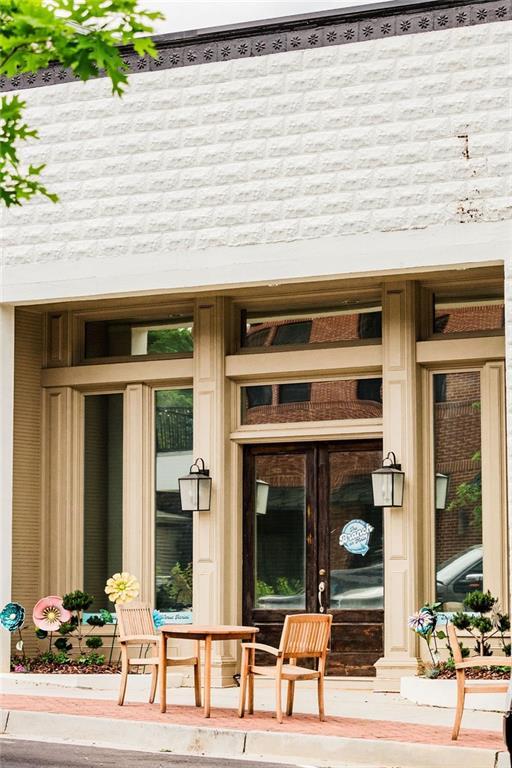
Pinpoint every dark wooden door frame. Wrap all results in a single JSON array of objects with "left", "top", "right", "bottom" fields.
[{"left": 242, "top": 439, "right": 384, "bottom": 676}]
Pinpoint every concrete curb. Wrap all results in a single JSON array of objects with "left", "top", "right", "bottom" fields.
[{"left": 0, "top": 708, "right": 508, "bottom": 768}]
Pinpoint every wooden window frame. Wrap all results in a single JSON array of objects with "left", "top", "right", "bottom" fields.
[{"left": 421, "top": 359, "right": 507, "bottom": 612}]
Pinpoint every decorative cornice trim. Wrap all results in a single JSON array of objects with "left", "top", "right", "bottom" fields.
[{"left": 1, "top": 0, "right": 510, "bottom": 92}]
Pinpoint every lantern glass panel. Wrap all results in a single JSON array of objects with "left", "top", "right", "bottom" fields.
[
  {"left": 372, "top": 471, "right": 392, "bottom": 507},
  {"left": 393, "top": 471, "right": 404, "bottom": 507},
  {"left": 256, "top": 480, "right": 270, "bottom": 515},
  {"left": 435, "top": 473, "right": 449, "bottom": 510},
  {"left": 179, "top": 477, "right": 198, "bottom": 511},
  {"left": 198, "top": 475, "right": 212, "bottom": 511}
]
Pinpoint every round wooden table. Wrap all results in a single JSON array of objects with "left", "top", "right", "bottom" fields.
[{"left": 159, "top": 624, "right": 259, "bottom": 717}]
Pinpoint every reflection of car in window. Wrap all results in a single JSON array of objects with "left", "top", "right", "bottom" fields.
[
  {"left": 435, "top": 544, "right": 483, "bottom": 603},
  {"left": 331, "top": 545, "right": 482, "bottom": 610},
  {"left": 257, "top": 545, "right": 483, "bottom": 611}
]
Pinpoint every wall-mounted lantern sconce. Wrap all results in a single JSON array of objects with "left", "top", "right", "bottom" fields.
[
  {"left": 371, "top": 451, "right": 404, "bottom": 507},
  {"left": 256, "top": 479, "right": 270, "bottom": 515},
  {"left": 179, "top": 458, "right": 212, "bottom": 511},
  {"left": 435, "top": 472, "right": 449, "bottom": 510}
]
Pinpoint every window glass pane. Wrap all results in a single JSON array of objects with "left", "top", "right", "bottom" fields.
[
  {"left": 243, "top": 328, "right": 270, "bottom": 348},
  {"left": 84, "top": 394, "right": 123, "bottom": 612},
  {"left": 246, "top": 385, "right": 272, "bottom": 408},
  {"left": 243, "top": 305, "right": 382, "bottom": 349},
  {"left": 242, "top": 378, "right": 382, "bottom": 424},
  {"left": 273, "top": 321, "right": 312, "bottom": 346},
  {"left": 328, "top": 449, "right": 383, "bottom": 610},
  {"left": 434, "top": 372, "right": 482, "bottom": 608},
  {"left": 254, "top": 454, "right": 306, "bottom": 610},
  {"left": 155, "top": 389, "right": 194, "bottom": 616},
  {"left": 278, "top": 383, "right": 311, "bottom": 404},
  {"left": 433, "top": 296, "right": 504, "bottom": 335},
  {"left": 84, "top": 316, "right": 193, "bottom": 360}
]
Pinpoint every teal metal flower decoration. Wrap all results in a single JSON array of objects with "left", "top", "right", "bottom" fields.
[
  {"left": 408, "top": 608, "right": 436, "bottom": 636},
  {"left": 153, "top": 609, "right": 165, "bottom": 629},
  {"left": 0, "top": 602, "right": 25, "bottom": 632}
]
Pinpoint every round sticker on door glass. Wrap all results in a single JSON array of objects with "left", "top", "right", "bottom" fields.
[{"left": 339, "top": 519, "right": 374, "bottom": 556}]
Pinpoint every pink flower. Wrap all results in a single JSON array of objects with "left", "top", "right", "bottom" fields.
[
  {"left": 33, "top": 596, "right": 71, "bottom": 632},
  {"left": 14, "top": 664, "right": 26, "bottom": 673}
]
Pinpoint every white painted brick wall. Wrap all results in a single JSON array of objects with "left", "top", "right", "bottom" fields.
[{"left": 1, "top": 22, "right": 510, "bottom": 271}]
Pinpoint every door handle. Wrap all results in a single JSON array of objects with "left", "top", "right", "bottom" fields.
[{"left": 318, "top": 580, "right": 326, "bottom": 613}]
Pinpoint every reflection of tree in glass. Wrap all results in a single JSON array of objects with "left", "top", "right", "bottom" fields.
[
  {"left": 156, "top": 389, "right": 193, "bottom": 409},
  {"left": 147, "top": 328, "right": 193, "bottom": 355},
  {"left": 157, "top": 562, "right": 193, "bottom": 611},
  {"left": 256, "top": 576, "right": 302, "bottom": 600},
  {"left": 447, "top": 402, "right": 482, "bottom": 526}
]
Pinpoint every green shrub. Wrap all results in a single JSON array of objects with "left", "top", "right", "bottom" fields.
[
  {"left": 62, "top": 590, "right": 94, "bottom": 613},
  {"left": 463, "top": 590, "right": 496, "bottom": 614},
  {"left": 86, "top": 636, "right": 103, "bottom": 649}
]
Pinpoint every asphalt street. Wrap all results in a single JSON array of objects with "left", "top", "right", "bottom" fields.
[{"left": 0, "top": 739, "right": 315, "bottom": 768}]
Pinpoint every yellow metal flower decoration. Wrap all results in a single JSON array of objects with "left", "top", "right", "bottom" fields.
[{"left": 104, "top": 572, "right": 140, "bottom": 605}]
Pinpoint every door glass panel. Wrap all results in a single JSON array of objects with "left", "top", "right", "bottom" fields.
[
  {"left": 328, "top": 449, "right": 383, "bottom": 610},
  {"left": 155, "top": 388, "right": 193, "bottom": 616},
  {"left": 83, "top": 394, "right": 123, "bottom": 611},
  {"left": 254, "top": 453, "right": 306, "bottom": 610},
  {"left": 434, "top": 371, "right": 482, "bottom": 608}
]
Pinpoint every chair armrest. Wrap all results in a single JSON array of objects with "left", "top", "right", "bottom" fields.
[
  {"left": 120, "top": 635, "right": 158, "bottom": 644},
  {"left": 455, "top": 657, "right": 512, "bottom": 670},
  {"left": 242, "top": 642, "right": 282, "bottom": 657}
]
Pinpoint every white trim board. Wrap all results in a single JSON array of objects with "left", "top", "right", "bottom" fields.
[{"left": 1, "top": 220, "right": 509, "bottom": 305}]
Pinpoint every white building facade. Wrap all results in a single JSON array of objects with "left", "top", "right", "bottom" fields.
[{"left": 1, "top": 0, "right": 511, "bottom": 690}]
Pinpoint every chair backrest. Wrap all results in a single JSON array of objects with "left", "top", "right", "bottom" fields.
[
  {"left": 115, "top": 601, "right": 155, "bottom": 640},
  {"left": 447, "top": 622, "right": 463, "bottom": 664},
  {"left": 279, "top": 614, "right": 333, "bottom": 659}
]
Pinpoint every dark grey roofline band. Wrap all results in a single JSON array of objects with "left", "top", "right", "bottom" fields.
[{"left": 1, "top": 0, "right": 510, "bottom": 92}]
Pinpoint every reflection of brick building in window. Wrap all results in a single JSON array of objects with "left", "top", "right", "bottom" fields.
[
  {"left": 434, "top": 302, "right": 503, "bottom": 334},
  {"left": 244, "top": 379, "right": 383, "bottom": 424},
  {"left": 245, "top": 310, "right": 382, "bottom": 348},
  {"left": 434, "top": 371, "right": 481, "bottom": 567}
]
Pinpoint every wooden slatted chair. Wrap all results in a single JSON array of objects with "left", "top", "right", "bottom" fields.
[
  {"left": 238, "top": 613, "right": 333, "bottom": 723},
  {"left": 115, "top": 602, "right": 201, "bottom": 707},
  {"left": 447, "top": 622, "right": 511, "bottom": 740}
]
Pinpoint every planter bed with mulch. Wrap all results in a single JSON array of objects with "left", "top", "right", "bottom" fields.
[{"left": 12, "top": 660, "right": 121, "bottom": 674}]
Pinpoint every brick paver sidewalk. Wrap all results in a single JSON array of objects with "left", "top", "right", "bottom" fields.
[{"left": 0, "top": 693, "right": 504, "bottom": 751}]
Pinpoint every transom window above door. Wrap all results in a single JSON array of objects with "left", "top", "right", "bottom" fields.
[{"left": 241, "top": 378, "right": 383, "bottom": 425}]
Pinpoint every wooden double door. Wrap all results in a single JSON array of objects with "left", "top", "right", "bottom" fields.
[{"left": 243, "top": 441, "right": 384, "bottom": 676}]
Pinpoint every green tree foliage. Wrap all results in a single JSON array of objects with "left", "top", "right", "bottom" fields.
[
  {"left": 0, "top": 0, "right": 162, "bottom": 207},
  {"left": 147, "top": 327, "right": 194, "bottom": 355},
  {"left": 156, "top": 388, "right": 193, "bottom": 409},
  {"left": 157, "top": 562, "right": 193, "bottom": 611}
]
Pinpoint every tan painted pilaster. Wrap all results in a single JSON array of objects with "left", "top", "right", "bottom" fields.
[
  {"left": 123, "top": 383, "right": 153, "bottom": 602},
  {"left": 41, "top": 387, "right": 83, "bottom": 595},
  {"left": 193, "top": 298, "right": 236, "bottom": 685},
  {"left": 374, "top": 282, "right": 420, "bottom": 691},
  {"left": 0, "top": 305, "right": 15, "bottom": 672},
  {"left": 481, "top": 361, "right": 508, "bottom": 609}
]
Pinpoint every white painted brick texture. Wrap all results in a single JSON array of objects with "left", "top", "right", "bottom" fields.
[{"left": 1, "top": 22, "right": 511, "bottom": 268}]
